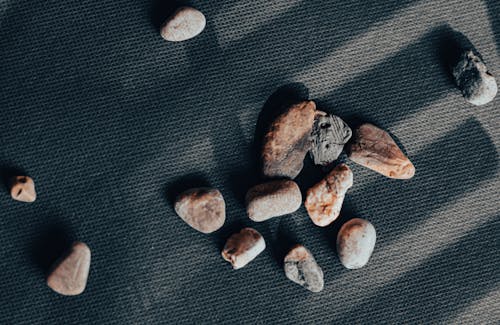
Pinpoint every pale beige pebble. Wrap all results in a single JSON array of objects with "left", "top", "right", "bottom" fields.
[
  {"left": 222, "top": 228, "right": 265, "bottom": 269},
  {"left": 348, "top": 123, "right": 415, "bottom": 179},
  {"left": 174, "top": 188, "right": 225, "bottom": 234},
  {"left": 245, "top": 180, "right": 301, "bottom": 222},
  {"left": 305, "top": 164, "right": 353, "bottom": 227},
  {"left": 10, "top": 176, "right": 37, "bottom": 203},
  {"left": 160, "top": 7, "right": 206, "bottom": 42},
  {"left": 47, "top": 242, "right": 91, "bottom": 296},
  {"left": 284, "top": 244, "right": 324, "bottom": 292},
  {"left": 337, "top": 218, "right": 376, "bottom": 269}
]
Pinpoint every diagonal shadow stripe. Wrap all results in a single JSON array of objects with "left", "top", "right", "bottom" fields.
[{"left": 334, "top": 216, "right": 500, "bottom": 323}]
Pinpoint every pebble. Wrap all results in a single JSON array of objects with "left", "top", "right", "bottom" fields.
[
  {"left": 47, "top": 242, "right": 91, "bottom": 296},
  {"left": 160, "top": 7, "right": 206, "bottom": 42},
  {"left": 284, "top": 245, "right": 324, "bottom": 292},
  {"left": 174, "top": 188, "right": 225, "bottom": 234},
  {"left": 337, "top": 218, "right": 376, "bottom": 269},
  {"left": 305, "top": 164, "right": 353, "bottom": 227},
  {"left": 262, "top": 100, "right": 317, "bottom": 179},
  {"left": 310, "top": 113, "right": 352, "bottom": 166},
  {"left": 222, "top": 228, "right": 265, "bottom": 269},
  {"left": 10, "top": 176, "right": 36, "bottom": 203},
  {"left": 245, "top": 180, "right": 301, "bottom": 222},
  {"left": 348, "top": 123, "right": 415, "bottom": 179},
  {"left": 452, "top": 50, "right": 497, "bottom": 106}
]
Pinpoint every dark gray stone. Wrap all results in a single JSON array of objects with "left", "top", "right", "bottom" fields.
[
  {"left": 309, "top": 113, "right": 352, "bottom": 166},
  {"left": 284, "top": 245, "right": 324, "bottom": 292}
]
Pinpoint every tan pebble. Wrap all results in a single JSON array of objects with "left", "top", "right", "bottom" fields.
[
  {"left": 337, "top": 218, "right": 376, "bottom": 269},
  {"left": 305, "top": 164, "right": 353, "bottom": 227},
  {"left": 10, "top": 176, "right": 37, "bottom": 203},
  {"left": 284, "top": 245, "right": 324, "bottom": 292},
  {"left": 348, "top": 123, "right": 415, "bottom": 179},
  {"left": 160, "top": 7, "right": 206, "bottom": 42},
  {"left": 47, "top": 242, "right": 91, "bottom": 296},
  {"left": 222, "top": 228, "right": 265, "bottom": 269}
]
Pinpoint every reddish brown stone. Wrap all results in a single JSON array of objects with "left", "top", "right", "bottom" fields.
[
  {"left": 222, "top": 228, "right": 265, "bottom": 269},
  {"left": 348, "top": 123, "right": 415, "bottom": 179},
  {"left": 10, "top": 176, "right": 36, "bottom": 203},
  {"left": 305, "top": 164, "right": 353, "bottom": 227}
]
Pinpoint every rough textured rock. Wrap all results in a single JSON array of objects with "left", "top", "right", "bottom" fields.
[
  {"left": 337, "top": 218, "right": 376, "bottom": 269},
  {"left": 174, "top": 188, "right": 225, "bottom": 234},
  {"left": 284, "top": 245, "right": 324, "bottom": 292},
  {"left": 452, "top": 50, "right": 497, "bottom": 106},
  {"left": 310, "top": 114, "right": 352, "bottom": 166},
  {"left": 47, "top": 242, "right": 91, "bottom": 296},
  {"left": 348, "top": 123, "right": 415, "bottom": 179},
  {"left": 262, "top": 100, "right": 317, "bottom": 179},
  {"left": 10, "top": 176, "right": 36, "bottom": 203},
  {"left": 305, "top": 164, "right": 353, "bottom": 227},
  {"left": 222, "top": 228, "right": 265, "bottom": 269},
  {"left": 245, "top": 180, "right": 301, "bottom": 222},
  {"left": 160, "top": 7, "right": 206, "bottom": 42}
]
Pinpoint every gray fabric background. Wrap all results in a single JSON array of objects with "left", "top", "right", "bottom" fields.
[{"left": 0, "top": 0, "right": 499, "bottom": 323}]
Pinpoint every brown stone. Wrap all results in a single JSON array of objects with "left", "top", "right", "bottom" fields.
[
  {"left": 284, "top": 245, "right": 324, "bottom": 292},
  {"left": 305, "top": 164, "right": 353, "bottom": 227},
  {"left": 47, "top": 242, "right": 91, "bottom": 296},
  {"left": 160, "top": 7, "right": 206, "bottom": 42},
  {"left": 261, "top": 100, "right": 317, "bottom": 179},
  {"left": 222, "top": 228, "right": 265, "bottom": 269},
  {"left": 10, "top": 176, "right": 36, "bottom": 203},
  {"left": 174, "top": 188, "right": 225, "bottom": 234},
  {"left": 348, "top": 123, "right": 415, "bottom": 179},
  {"left": 245, "top": 180, "right": 301, "bottom": 222}
]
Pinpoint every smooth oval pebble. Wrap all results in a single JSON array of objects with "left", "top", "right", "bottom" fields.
[
  {"left": 309, "top": 113, "right": 352, "bottom": 166},
  {"left": 160, "top": 7, "right": 206, "bottom": 42},
  {"left": 348, "top": 123, "right": 415, "bottom": 179},
  {"left": 174, "top": 188, "right": 225, "bottom": 234},
  {"left": 47, "top": 242, "right": 91, "bottom": 296},
  {"left": 262, "top": 100, "right": 317, "bottom": 179},
  {"left": 337, "top": 218, "right": 376, "bottom": 269},
  {"left": 284, "top": 245, "right": 324, "bottom": 292},
  {"left": 10, "top": 175, "right": 37, "bottom": 203},
  {"left": 222, "top": 228, "right": 265, "bottom": 269},
  {"left": 245, "top": 180, "right": 301, "bottom": 222}
]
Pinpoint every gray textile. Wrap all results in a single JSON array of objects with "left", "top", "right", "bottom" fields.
[{"left": 0, "top": 0, "right": 499, "bottom": 323}]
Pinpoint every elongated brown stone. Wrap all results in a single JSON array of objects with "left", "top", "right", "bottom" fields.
[
  {"left": 160, "top": 7, "right": 206, "bottom": 42},
  {"left": 348, "top": 123, "right": 415, "bottom": 179},
  {"left": 245, "top": 180, "right": 301, "bottom": 222},
  {"left": 284, "top": 245, "right": 324, "bottom": 292},
  {"left": 305, "top": 164, "right": 353, "bottom": 227},
  {"left": 174, "top": 188, "right": 225, "bottom": 234},
  {"left": 47, "top": 242, "right": 91, "bottom": 296},
  {"left": 310, "top": 114, "right": 352, "bottom": 166},
  {"left": 222, "top": 228, "right": 265, "bottom": 269},
  {"left": 262, "top": 101, "right": 317, "bottom": 179},
  {"left": 10, "top": 176, "right": 37, "bottom": 203}
]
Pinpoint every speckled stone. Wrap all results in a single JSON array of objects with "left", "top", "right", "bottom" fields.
[
  {"left": 160, "top": 7, "right": 206, "bottom": 42},
  {"left": 262, "top": 100, "right": 317, "bottom": 179},
  {"left": 174, "top": 188, "right": 225, "bottom": 234},
  {"left": 348, "top": 123, "right": 415, "bottom": 179},
  {"left": 245, "top": 180, "right": 301, "bottom": 222},
  {"left": 305, "top": 164, "right": 353, "bottom": 227},
  {"left": 222, "top": 228, "right": 265, "bottom": 269},
  {"left": 453, "top": 50, "right": 497, "bottom": 106},
  {"left": 284, "top": 245, "right": 324, "bottom": 292},
  {"left": 10, "top": 176, "right": 36, "bottom": 203},
  {"left": 337, "top": 218, "right": 376, "bottom": 269},
  {"left": 310, "top": 113, "right": 352, "bottom": 166}
]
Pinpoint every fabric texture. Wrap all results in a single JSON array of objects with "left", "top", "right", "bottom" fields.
[{"left": 0, "top": 0, "right": 498, "bottom": 323}]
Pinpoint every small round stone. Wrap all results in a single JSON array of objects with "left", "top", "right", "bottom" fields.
[
  {"left": 160, "top": 7, "right": 206, "bottom": 42},
  {"left": 174, "top": 188, "right": 225, "bottom": 234},
  {"left": 284, "top": 245, "right": 324, "bottom": 292},
  {"left": 337, "top": 218, "right": 376, "bottom": 269},
  {"left": 222, "top": 228, "right": 265, "bottom": 269},
  {"left": 245, "top": 180, "right": 301, "bottom": 222},
  {"left": 10, "top": 176, "right": 37, "bottom": 203}
]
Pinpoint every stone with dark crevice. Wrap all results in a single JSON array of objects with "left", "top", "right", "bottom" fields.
[
  {"left": 284, "top": 244, "right": 324, "bottom": 292},
  {"left": 452, "top": 50, "right": 497, "bottom": 106},
  {"left": 222, "top": 228, "right": 265, "bottom": 269},
  {"left": 10, "top": 176, "right": 37, "bottom": 203},
  {"left": 309, "top": 113, "right": 352, "bottom": 166}
]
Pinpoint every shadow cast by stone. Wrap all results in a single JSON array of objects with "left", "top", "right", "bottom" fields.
[
  {"left": 0, "top": 164, "right": 26, "bottom": 193},
  {"left": 165, "top": 172, "right": 210, "bottom": 207},
  {"left": 150, "top": 0, "right": 185, "bottom": 30}
]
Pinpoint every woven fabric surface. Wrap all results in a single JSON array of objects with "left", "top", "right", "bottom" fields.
[{"left": 0, "top": 0, "right": 499, "bottom": 323}]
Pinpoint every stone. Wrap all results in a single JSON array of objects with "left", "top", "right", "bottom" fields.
[
  {"left": 222, "top": 228, "right": 265, "bottom": 269},
  {"left": 160, "top": 7, "right": 206, "bottom": 42},
  {"left": 348, "top": 123, "right": 415, "bottom": 179},
  {"left": 337, "top": 218, "right": 376, "bottom": 269},
  {"left": 305, "top": 164, "right": 353, "bottom": 227},
  {"left": 10, "top": 176, "right": 36, "bottom": 203},
  {"left": 310, "top": 114, "right": 352, "bottom": 166},
  {"left": 452, "top": 50, "right": 497, "bottom": 106},
  {"left": 47, "top": 242, "right": 91, "bottom": 296},
  {"left": 284, "top": 244, "right": 324, "bottom": 292},
  {"left": 245, "top": 180, "right": 301, "bottom": 222},
  {"left": 262, "top": 100, "right": 318, "bottom": 179},
  {"left": 174, "top": 188, "right": 225, "bottom": 234}
]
